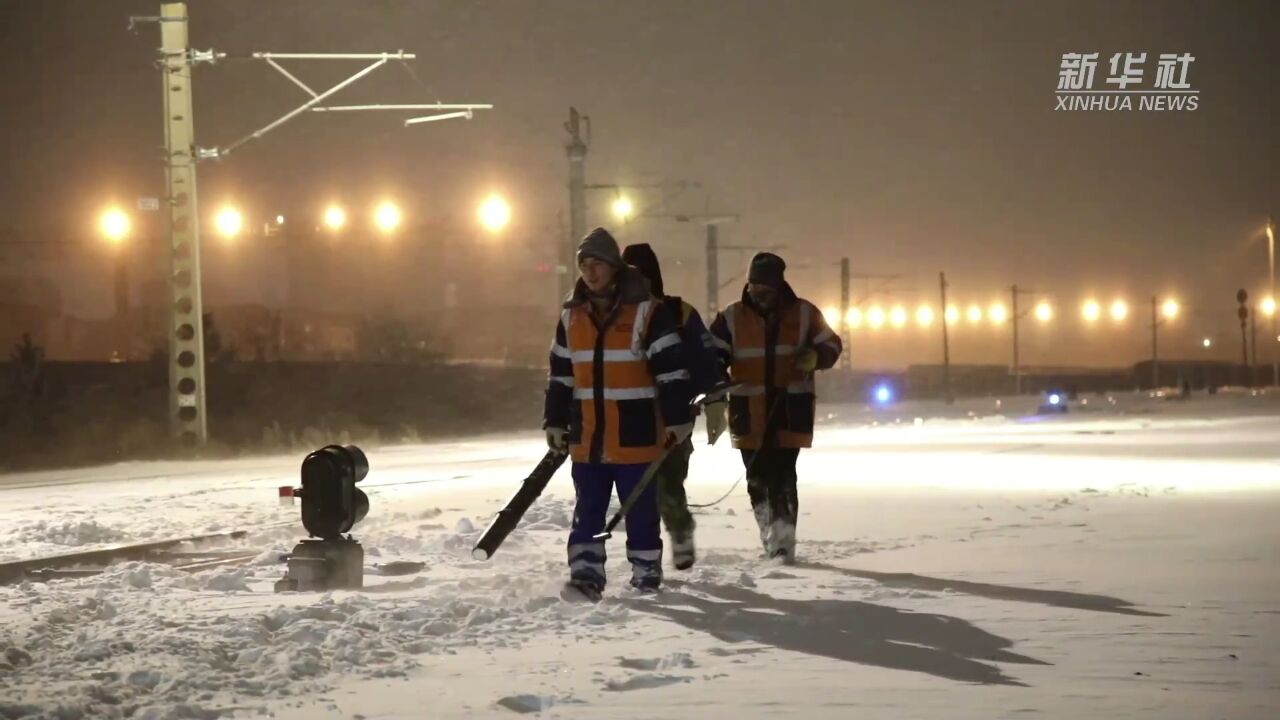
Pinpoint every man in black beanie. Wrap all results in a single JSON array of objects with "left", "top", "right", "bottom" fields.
[
  {"left": 622, "top": 242, "right": 725, "bottom": 570},
  {"left": 707, "top": 252, "right": 842, "bottom": 564}
]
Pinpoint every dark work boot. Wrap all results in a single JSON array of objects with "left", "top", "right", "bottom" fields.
[
  {"left": 670, "top": 532, "right": 696, "bottom": 571},
  {"left": 560, "top": 578, "right": 603, "bottom": 603}
]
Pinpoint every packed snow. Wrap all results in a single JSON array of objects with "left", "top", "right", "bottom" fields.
[{"left": 1, "top": 390, "right": 1278, "bottom": 719}]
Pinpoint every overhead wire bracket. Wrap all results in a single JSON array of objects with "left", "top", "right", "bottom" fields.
[{"left": 199, "top": 51, "right": 493, "bottom": 160}]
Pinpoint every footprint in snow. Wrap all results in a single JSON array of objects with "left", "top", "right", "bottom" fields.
[
  {"left": 618, "top": 652, "right": 696, "bottom": 671},
  {"left": 496, "top": 694, "right": 558, "bottom": 713},
  {"left": 604, "top": 673, "right": 691, "bottom": 691}
]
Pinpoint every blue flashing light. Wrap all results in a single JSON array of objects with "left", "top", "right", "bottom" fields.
[
  {"left": 1048, "top": 393, "right": 1062, "bottom": 406},
  {"left": 873, "top": 384, "right": 894, "bottom": 405}
]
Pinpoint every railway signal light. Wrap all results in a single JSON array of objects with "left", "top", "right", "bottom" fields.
[
  {"left": 277, "top": 444, "right": 370, "bottom": 593},
  {"left": 298, "top": 444, "right": 369, "bottom": 540}
]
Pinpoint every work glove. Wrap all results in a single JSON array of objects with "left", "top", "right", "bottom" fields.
[
  {"left": 665, "top": 423, "right": 694, "bottom": 448},
  {"left": 545, "top": 427, "right": 568, "bottom": 453},
  {"left": 703, "top": 400, "right": 728, "bottom": 445},
  {"left": 794, "top": 347, "right": 819, "bottom": 373}
]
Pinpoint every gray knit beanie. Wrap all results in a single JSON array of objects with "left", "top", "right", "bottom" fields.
[{"left": 576, "top": 227, "right": 623, "bottom": 268}]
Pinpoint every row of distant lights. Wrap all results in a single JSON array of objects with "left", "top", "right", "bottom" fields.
[
  {"left": 226, "top": 202, "right": 406, "bottom": 238},
  {"left": 821, "top": 300, "right": 1095, "bottom": 330},
  {"left": 825, "top": 296, "right": 1279, "bottom": 331},
  {"left": 828, "top": 298, "right": 1161, "bottom": 330},
  {"left": 98, "top": 202, "right": 409, "bottom": 242},
  {"left": 101, "top": 195, "right": 524, "bottom": 242}
]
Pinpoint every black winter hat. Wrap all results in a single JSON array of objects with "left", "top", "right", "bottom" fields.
[
  {"left": 621, "top": 243, "right": 664, "bottom": 297},
  {"left": 747, "top": 252, "right": 787, "bottom": 287}
]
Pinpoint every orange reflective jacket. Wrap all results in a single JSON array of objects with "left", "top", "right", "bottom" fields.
[
  {"left": 710, "top": 286, "right": 842, "bottom": 449},
  {"left": 545, "top": 269, "right": 693, "bottom": 464}
]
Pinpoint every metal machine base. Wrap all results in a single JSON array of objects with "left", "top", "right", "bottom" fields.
[{"left": 274, "top": 538, "right": 363, "bottom": 592}]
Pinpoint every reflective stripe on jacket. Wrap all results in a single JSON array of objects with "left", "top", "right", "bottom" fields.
[{"left": 545, "top": 268, "right": 694, "bottom": 464}]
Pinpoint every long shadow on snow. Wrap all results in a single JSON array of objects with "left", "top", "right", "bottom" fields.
[
  {"left": 623, "top": 581, "right": 1047, "bottom": 686},
  {"left": 801, "top": 562, "right": 1167, "bottom": 617}
]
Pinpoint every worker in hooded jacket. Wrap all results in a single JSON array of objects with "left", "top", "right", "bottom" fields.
[{"left": 621, "top": 242, "right": 725, "bottom": 571}]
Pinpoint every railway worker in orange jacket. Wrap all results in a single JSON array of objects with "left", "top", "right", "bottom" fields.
[
  {"left": 544, "top": 228, "right": 694, "bottom": 600},
  {"left": 707, "top": 252, "right": 842, "bottom": 564}
]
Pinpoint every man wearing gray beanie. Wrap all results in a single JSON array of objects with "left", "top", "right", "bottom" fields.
[{"left": 542, "top": 227, "right": 694, "bottom": 601}]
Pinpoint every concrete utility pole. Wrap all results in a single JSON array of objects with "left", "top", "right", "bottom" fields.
[
  {"left": 132, "top": 2, "right": 491, "bottom": 445},
  {"left": 564, "top": 108, "right": 589, "bottom": 301},
  {"left": 664, "top": 212, "right": 740, "bottom": 320},
  {"left": 697, "top": 219, "right": 743, "bottom": 320},
  {"left": 1150, "top": 296, "right": 1159, "bottom": 390},
  {"left": 1008, "top": 284, "right": 1043, "bottom": 395},
  {"left": 707, "top": 224, "right": 719, "bottom": 317},
  {"left": 1011, "top": 285, "right": 1020, "bottom": 394},
  {"left": 939, "top": 272, "right": 953, "bottom": 404},
  {"left": 1269, "top": 216, "right": 1277, "bottom": 387},
  {"left": 113, "top": 248, "right": 131, "bottom": 321},
  {"left": 839, "top": 259, "right": 851, "bottom": 369},
  {"left": 1237, "top": 289, "right": 1250, "bottom": 381},
  {"left": 1251, "top": 299, "right": 1259, "bottom": 385},
  {"left": 158, "top": 2, "right": 207, "bottom": 446}
]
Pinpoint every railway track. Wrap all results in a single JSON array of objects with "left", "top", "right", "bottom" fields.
[
  {"left": 0, "top": 528, "right": 275, "bottom": 585},
  {"left": 1, "top": 523, "right": 427, "bottom": 586}
]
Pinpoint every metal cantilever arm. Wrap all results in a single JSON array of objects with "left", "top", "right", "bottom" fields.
[
  {"left": 312, "top": 104, "right": 494, "bottom": 112},
  {"left": 219, "top": 56, "right": 391, "bottom": 157},
  {"left": 250, "top": 51, "right": 416, "bottom": 60},
  {"left": 208, "top": 51, "right": 491, "bottom": 159}
]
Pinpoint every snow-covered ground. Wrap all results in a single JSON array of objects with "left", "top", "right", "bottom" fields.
[{"left": 2, "top": 390, "right": 1279, "bottom": 719}]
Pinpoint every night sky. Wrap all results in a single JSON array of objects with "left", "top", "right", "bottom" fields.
[{"left": 1, "top": 0, "right": 1277, "bottom": 367}]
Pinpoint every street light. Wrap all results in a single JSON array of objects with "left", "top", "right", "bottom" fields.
[
  {"left": 323, "top": 205, "right": 347, "bottom": 232},
  {"left": 823, "top": 306, "right": 840, "bottom": 326},
  {"left": 1161, "top": 298, "right": 1180, "bottom": 320},
  {"left": 944, "top": 305, "right": 960, "bottom": 325},
  {"left": 966, "top": 305, "right": 983, "bottom": 324},
  {"left": 1110, "top": 299, "right": 1129, "bottom": 322},
  {"left": 99, "top": 207, "right": 131, "bottom": 245},
  {"left": 1203, "top": 337, "right": 1213, "bottom": 349},
  {"left": 1034, "top": 302, "right": 1053, "bottom": 323},
  {"left": 478, "top": 194, "right": 512, "bottom": 234},
  {"left": 612, "top": 196, "right": 634, "bottom": 223},
  {"left": 214, "top": 206, "right": 244, "bottom": 239},
  {"left": 1082, "top": 300, "right": 1101, "bottom": 323},
  {"left": 846, "top": 307, "right": 863, "bottom": 329},
  {"left": 1261, "top": 297, "right": 1277, "bottom": 317},
  {"left": 988, "top": 303, "right": 1008, "bottom": 324},
  {"left": 867, "top": 306, "right": 886, "bottom": 329},
  {"left": 374, "top": 201, "right": 402, "bottom": 234},
  {"left": 915, "top": 305, "right": 935, "bottom": 327},
  {"left": 889, "top": 306, "right": 908, "bottom": 329}
]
